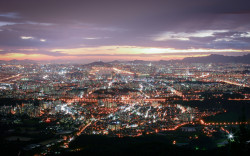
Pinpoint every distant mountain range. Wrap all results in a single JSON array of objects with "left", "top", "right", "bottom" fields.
[
  {"left": 109, "top": 54, "right": 250, "bottom": 65},
  {"left": 125, "top": 54, "right": 250, "bottom": 64},
  {"left": 182, "top": 54, "right": 250, "bottom": 64},
  {"left": 85, "top": 61, "right": 112, "bottom": 67},
  {"left": 1, "top": 54, "right": 250, "bottom": 65}
]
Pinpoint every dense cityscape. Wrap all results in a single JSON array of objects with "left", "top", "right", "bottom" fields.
[{"left": 0, "top": 60, "right": 249, "bottom": 155}]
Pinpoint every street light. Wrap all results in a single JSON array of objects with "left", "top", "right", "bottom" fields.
[
  {"left": 228, "top": 134, "right": 233, "bottom": 139},
  {"left": 228, "top": 133, "right": 234, "bottom": 142}
]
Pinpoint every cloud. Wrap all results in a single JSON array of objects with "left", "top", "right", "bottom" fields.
[
  {"left": 239, "top": 32, "right": 250, "bottom": 38},
  {"left": 153, "top": 30, "right": 229, "bottom": 41},
  {"left": 20, "top": 36, "right": 34, "bottom": 40},
  {"left": 0, "top": 48, "right": 68, "bottom": 57},
  {"left": 0, "top": 12, "right": 20, "bottom": 19},
  {"left": 213, "top": 31, "right": 250, "bottom": 45},
  {"left": 40, "top": 39, "right": 46, "bottom": 42},
  {"left": 49, "top": 46, "right": 250, "bottom": 57},
  {"left": 214, "top": 38, "right": 233, "bottom": 42},
  {"left": 83, "top": 37, "right": 111, "bottom": 40},
  {"left": 25, "top": 21, "right": 54, "bottom": 26},
  {"left": 83, "top": 37, "right": 100, "bottom": 40},
  {"left": 0, "top": 21, "right": 17, "bottom": 27}
]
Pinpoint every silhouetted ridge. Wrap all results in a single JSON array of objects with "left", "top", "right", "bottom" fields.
[
  {"left": 85, "top": 61, "right": 111, "bottom": 66},
  {"left": 182, "top": 54, "right": 250, "bottom": 64}
]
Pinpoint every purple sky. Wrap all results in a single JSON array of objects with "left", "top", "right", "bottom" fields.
[{"left": 0, "top": 0, "right": 250, "bottom": 62}]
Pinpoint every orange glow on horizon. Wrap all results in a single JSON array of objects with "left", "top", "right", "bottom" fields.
[
  {"left": 0, "top": 52, "right": 209, "bottom": 61},
  {"left": 50, "top": 46, "right": 250, "bottom": 55},
  {"left": 1, "top": 46, "right": 249, "bottom": 62}
]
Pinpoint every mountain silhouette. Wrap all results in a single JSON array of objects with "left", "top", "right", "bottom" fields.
[{"left": 182, "top": 54, "right": 250, "bottom": 64}]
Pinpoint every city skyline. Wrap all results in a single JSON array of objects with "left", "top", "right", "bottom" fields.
[{"left": 1, "top": 0, "right": 250, "bottom": 62}]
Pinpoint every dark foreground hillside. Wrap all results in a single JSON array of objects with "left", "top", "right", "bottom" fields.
[{"left": 61, "top": 134, "right": 250, "bottom": 156}]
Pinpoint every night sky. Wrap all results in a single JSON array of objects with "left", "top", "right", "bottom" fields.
[{"left": 0, "top": 0, "right": 250, "bottom": 62}]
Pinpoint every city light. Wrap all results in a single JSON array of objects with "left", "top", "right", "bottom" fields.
[{"left": 0, "top": 51, "right": 249, "bottom": 155}]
